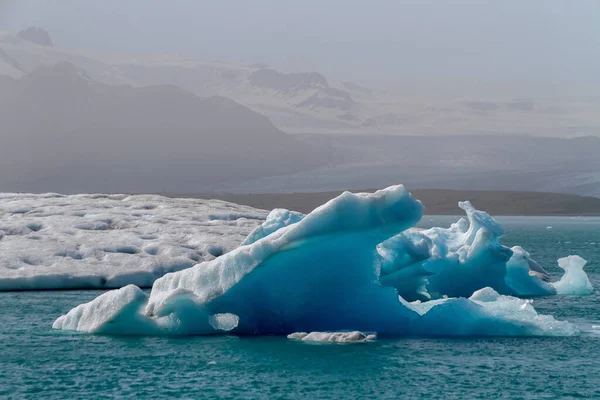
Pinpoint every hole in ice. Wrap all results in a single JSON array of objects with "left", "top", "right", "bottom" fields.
[
  {"left": 207, "top": 246, "right": 224, "bottom": 257},
  {"left": 21, "top": 257, "right": 37, "bottom": 266},
  {"left": 139, "top": 235, "right": 158, "bottom": 240},
  {"left": 10, "top": 209, "right": 30, "bottom": 214},
  {"left": 54, "top": 250, "right": 85, "bottom": 260},
  {"left": 134, "top": 204, "right": 157, "bottom": 210},
  {"left": 75, "top": 221, "right": 110, "bottom": 231},
  {"left": 104, "top": 246, "right": 139, "bottom": 255},
  {"left": 144, "top": 246, "right": 159, "bottom": 256},
  {"left": 70, "top": 252, "right": 85, "bottom": 260},
  {"left": 27, "top": 223, "right": 43, "bottom": 232}
]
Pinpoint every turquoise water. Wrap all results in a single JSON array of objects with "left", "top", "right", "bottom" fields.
[{"left": 1, "top": 216, "right": 600, "bottom": 399}]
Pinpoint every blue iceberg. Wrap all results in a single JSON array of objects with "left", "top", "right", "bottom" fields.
[{"left": 53, "top": 186, "right": 587, "bottom": 337}]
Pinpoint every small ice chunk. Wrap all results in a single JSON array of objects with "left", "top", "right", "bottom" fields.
[
  {"left": 287, "top": 331, "right": 376, "bottom": 343},
  {"left": 552, "top": 255, "right": 594, "bottom": 295},
  {"left": 208, "top": 313, "right": 239, "bottom": 331}
]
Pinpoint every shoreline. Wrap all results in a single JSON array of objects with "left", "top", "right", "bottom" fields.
[{"left": 164, "top": 189, "right": 600, "bottom": 216}]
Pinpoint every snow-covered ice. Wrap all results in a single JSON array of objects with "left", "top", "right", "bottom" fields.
[
  {"left": 54, "top": 186, "right": 579, "bottom": 337},
  {"left": 0, "top": 193, "right": 266, "bottom": 290}
]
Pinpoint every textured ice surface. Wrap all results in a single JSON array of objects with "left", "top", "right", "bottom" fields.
[
  {"left": 54, "top": 186, "right": 577, "bottom": 337},
  {"left": 287, "top": 331, "right": 376, "bottom": 343},
  {"left": 0, "top": 194, "right": 266, "bottom": 290},
  {"left": 552, "top": 255, "right": 594, "bottom": 295}
]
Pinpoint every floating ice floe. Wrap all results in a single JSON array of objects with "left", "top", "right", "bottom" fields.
[
  {"left": 0, "top": 193, "right": 266, "bottom": 290},
  {"left": 54, "top": 186, "right": 582, "bottom": 337},
  {"left": 287, "top": 331, "right": 376, "bottom": 343},
  {"left": 552, "top": 255, "right": 594, "bottom": 295}
]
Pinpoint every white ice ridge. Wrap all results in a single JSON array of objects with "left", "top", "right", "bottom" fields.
[
  {"left": 0, "top": 193, "right": 266, "bottom": 290},
  {"left": 54, "top": 186, "right": 578, "bottom": 337}
]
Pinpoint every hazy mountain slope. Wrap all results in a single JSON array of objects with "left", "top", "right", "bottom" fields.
[
  {"left": 0, "top": 63, "right": 323, "bottom": 193},
  {"left": 0, "top": 30, "right": 363, "bottom": 133},
  {"left": 209, "top": 134, "right": 600, "bottom": 196}
]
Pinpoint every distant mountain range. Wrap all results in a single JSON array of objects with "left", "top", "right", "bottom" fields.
[{"left": 1, "top": 28, "right": 599, "bottom": 137}]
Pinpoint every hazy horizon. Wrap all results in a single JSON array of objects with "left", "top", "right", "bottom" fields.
[{"left": 1, "top": 0, "right": 599, "bottom": 96}]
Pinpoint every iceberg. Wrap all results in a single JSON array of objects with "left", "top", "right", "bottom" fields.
[
  {"left": 0, "top": 193, "right": 266, "bottom": 290},
  {"left": 54, "top": 186, "right": 578, "bottom": 337},
  {"left": 239, "top": 199, "right": 590, "bottom": 301}
]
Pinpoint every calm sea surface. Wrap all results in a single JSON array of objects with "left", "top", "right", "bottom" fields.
[{"left": 1, "top": 216, "right": 600, "bottom": 399}]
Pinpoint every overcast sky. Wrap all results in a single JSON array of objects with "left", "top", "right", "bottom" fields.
[{"left": 1, "top": 0, "right": 599, "bottom": 93}]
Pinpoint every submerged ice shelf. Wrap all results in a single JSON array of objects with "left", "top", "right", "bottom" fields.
[
  {"left": 0, "top": 193, "right": 267, "bottom": 290},
  {"left": 53, "top": 185, "right": 590, "bottom": 337}
]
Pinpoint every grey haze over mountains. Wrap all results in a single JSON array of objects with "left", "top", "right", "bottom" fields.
[
  {"left": 227, "top": 134, "right": 600, "bottom": 196},
  {"left": 0, "top": 61, "right": 322, "bottom": 193},
  {"left": 1, "top": 28, "right": 600, "bottom": 195},
  {"left": 1, "top": 28, "right": 599, "bottom": 137}
]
